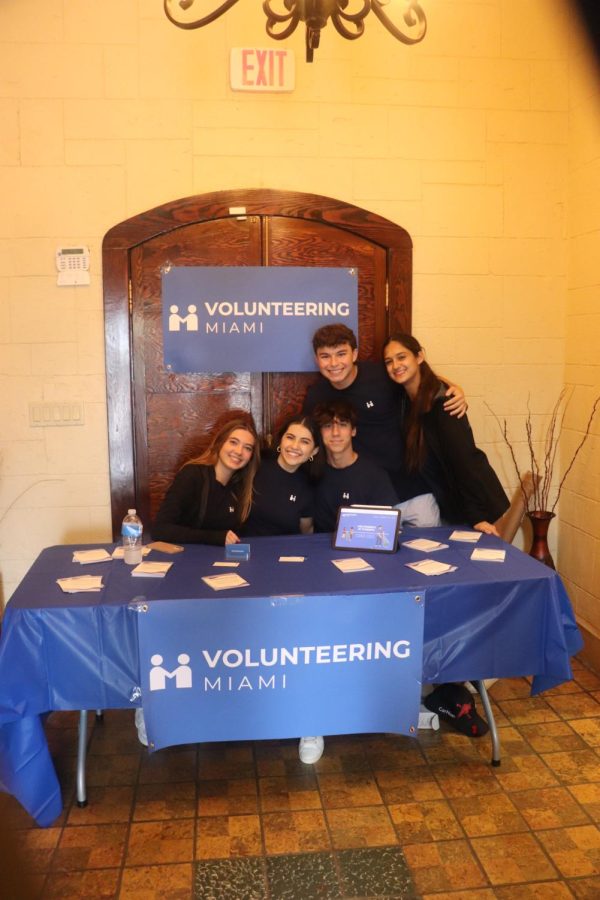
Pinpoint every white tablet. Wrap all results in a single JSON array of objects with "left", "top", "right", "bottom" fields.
[{"left": 332, "top": 506, "right": 401, "bottom": 554}]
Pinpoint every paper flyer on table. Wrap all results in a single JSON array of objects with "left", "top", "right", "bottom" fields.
[
  {"left": 147, "top": 541, "right": 185, "bottom": 554},
  {"left": 405, "top": 559, "right": 457, "bottom": 576},
  {"left": 332, "top": 557, "right": 374, "bottom": 573},
  {"left": 72, "top": 549, "right": 112, "bottom": 564},
  {"left": 449, "top": 531, "right": 481, "bottom": 543},
  {"left": 471, "top": 548, "right": 506, "bottom": 562},
  {"left": 402, "top": 538, "right": 449, "bottom": 552},
  {"left": 131, "top": 561, "right": 173, "bottom": 577},
  {"left": 57, "top": 575, "right": 103, "bottom": 593},
  {"left": 202, "top": 573, "right": 249, "bottom": 591}
]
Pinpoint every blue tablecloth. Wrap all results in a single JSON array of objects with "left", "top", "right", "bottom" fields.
[{"left": 0, "top": 529, "right": 583, "bottom": 826}]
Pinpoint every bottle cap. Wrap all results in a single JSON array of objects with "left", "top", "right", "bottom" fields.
[{"left": 127, "top": 508, "right": 136, "bottom": 515}]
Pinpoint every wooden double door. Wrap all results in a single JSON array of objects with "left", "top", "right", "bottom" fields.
[{"left": 103, "top": 190, "right": 412, "bottom": 537}]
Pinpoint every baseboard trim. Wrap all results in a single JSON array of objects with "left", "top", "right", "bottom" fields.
[{"left": 577, "top": 623, "right": 600, "bottom": 675}]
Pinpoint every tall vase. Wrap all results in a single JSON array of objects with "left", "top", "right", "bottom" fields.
[{"left": 527, "top": 511, "right": 555, "bottom": 569}]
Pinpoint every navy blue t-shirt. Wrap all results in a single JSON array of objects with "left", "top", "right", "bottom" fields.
[
  {"left": 304, "top": 361, "right": 428, "bottom": 500},
  {"left": 244, "top": 456, "right": 314, "bottom": 536},
  {"left": 314, "top": 455, "right": 398, "bottom": 533}
]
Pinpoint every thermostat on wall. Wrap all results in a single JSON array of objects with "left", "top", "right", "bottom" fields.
[{"left": 56, "top": 246, "right": 90, "bottom": 286}]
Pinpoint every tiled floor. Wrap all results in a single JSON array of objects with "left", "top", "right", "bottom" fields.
[{"left": 4, "top": 659, "right": 600, "bottom": 898}]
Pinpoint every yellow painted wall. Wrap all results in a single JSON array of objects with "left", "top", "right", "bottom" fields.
[
  {"left": 0, "top": 0, "right": 596, "bottom": 618},
  {"left": 559, "top": 27, "right": 600, "bottom": 640}
]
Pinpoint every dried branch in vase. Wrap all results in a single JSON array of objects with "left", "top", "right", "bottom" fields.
[{"left": 486, "top": 390, "right": 600, "bottom": 515}]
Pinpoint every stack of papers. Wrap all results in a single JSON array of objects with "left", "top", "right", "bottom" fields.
[
  {"left": 57, "top": 575, "right": 103, "bottom": 593},
  {"left": 131, "top": 561, "right": 173, "bottom": 577},
  {"left": 449, "top": 531, "right": 481, "bottom": 543},
  {"left": 405, "top": 559, "right": 457, "bottom": 576},
  {"left": 332, "top": 557, "right": 374, "bottom": 573},
  {"left": 403, "top": 538, "right": 449, "bottom": 553},
  {"left": 147, "top": 541, "right": 184, "bottom": 554},
  {"left": 471, "top": 548, "right": 506, "bottom": 562},
  {"left": 112, "top": 546, "right": 151, "bottom": 559},
  {"left": 72, "top": 549, "right": 112, "bottom": 565},
  {"left": 202, "top": 573, "right": 249, "bottom": 591}
]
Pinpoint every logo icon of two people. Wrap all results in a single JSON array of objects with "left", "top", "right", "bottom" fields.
[
  {"left": 149, "top": 653, "right": 192, "bottom": 691},
  {"left": 168, "top": 305, "right": 198, "bottom": 332}
]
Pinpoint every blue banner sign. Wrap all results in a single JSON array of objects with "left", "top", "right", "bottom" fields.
[
  {"left": 161, "top": 265, "right": 358, "bottom": 373},
  {"left": 137, "top": 591, "right": 424, "bottom": 751}
]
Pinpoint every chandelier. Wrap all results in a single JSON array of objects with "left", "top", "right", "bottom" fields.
[{"left": 164, "top": 1, "right": 427, "bottom": 62}]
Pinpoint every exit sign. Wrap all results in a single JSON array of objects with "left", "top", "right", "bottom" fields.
[{"left": 230, "top": 48, "right": 295, "bottom": 92}]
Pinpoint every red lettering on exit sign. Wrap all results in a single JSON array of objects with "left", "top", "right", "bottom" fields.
[{"left": 230, "top": 48, "right": 295, "bottom": 92}]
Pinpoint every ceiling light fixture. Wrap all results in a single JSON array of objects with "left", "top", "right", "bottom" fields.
[{"left": 164, "top": 0, "right": 427, "bottom": 62}]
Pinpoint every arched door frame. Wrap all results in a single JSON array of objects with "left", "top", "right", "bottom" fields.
[{"left": 102, "top": 189, "right": 413, "bottom": 535}]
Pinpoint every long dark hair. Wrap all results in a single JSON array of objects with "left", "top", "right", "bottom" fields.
[
  {"left": 383, "top": 333, "right": 442, "bottom": 473},
  {"left": 187, "top": 416, "right": 260, "bottom": 520}
]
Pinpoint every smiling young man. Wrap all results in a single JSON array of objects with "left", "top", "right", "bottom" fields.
[
  {"left": 312, "top": 401, "right": 398, "bottom": 533},
  {"left": 303, "top": 324, "right": 465, "bottom": 526}
]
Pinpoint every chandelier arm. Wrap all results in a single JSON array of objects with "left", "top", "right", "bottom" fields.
[
  {"left": 331, "top": 0, "right": 370, "bottom": 40},
  {"left": 163, "top": 0, "right": 241, "bottom": 30},
  {"left": 331, "top": 15, "right": 365, "bottom": 40},
  {"left": 370, "top": 0, "right": 427, "bottom": 45},
  {"left": 262, "top": 0, "right": 297, "bottom": 23},
  {"left": 263, "top": 0, "right": 301, "bottom": 40}
]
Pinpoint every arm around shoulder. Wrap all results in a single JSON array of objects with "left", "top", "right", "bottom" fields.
[{"left": 440, "top": 380, "right": 468, "bottom": 418}]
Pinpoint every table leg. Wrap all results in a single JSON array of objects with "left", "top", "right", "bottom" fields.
[
  {"left": 472, "top": 681, "right": 501, "bottom": 766},
  {"left": 76, "top": 710, "right": 88, "bottom": 807}
]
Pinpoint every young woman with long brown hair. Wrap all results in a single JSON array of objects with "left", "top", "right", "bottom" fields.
[
  {"left": 383, "top": 334, "right": 509, "bottom": 534},
  {"left": 152, "top": 416, "right": 260, "bottom": 546}
]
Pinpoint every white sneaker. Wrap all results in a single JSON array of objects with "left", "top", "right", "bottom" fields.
[
  {"left": 418, "top": 705, "right": 440, "bottom": 731},
  {"left": 298, "top": 736, "right": 324, "bottom": 764},
  {"left": 134, "top": 707, "right": 148, "bottom": 747}
]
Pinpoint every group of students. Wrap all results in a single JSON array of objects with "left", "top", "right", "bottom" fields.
[
  {"left": 154, "top": 323, "right": 513, "bottom": 545},
  {"left": 150, "top": 323, "right": 517, "bottom": 759}
]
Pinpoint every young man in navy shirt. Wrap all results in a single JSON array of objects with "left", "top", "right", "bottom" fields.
[{"left": 313, "top": 400, "right": 398, "bottom": 533}]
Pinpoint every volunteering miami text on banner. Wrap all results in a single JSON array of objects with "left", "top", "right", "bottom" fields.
[
  {"left": 136, "top": 591, "right": 424, "bottom": 751},
  {"left": 162, "top": 265, "right": 358, "bottom": 373}
]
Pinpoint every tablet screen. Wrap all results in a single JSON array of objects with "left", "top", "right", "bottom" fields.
[{"left": 332, "top": 506, "right": 401, "bottom": 553}]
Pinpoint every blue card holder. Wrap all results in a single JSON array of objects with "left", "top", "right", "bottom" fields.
[{"left": 225, "top": 543, "right": 251, "bottom": 561}]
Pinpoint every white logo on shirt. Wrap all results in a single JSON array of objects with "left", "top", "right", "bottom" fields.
[
  {"left": 229, "top": 506, "right": 234, "bottom": 513},
  {"left": 343, "top": 492, "right": 350, "bottom": 500},
  {"left": 366, "top": 400, "right": 374, "bottom": 408},
  {"left": 289, "top": 494, "right": 297, "bottom": 502}
]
